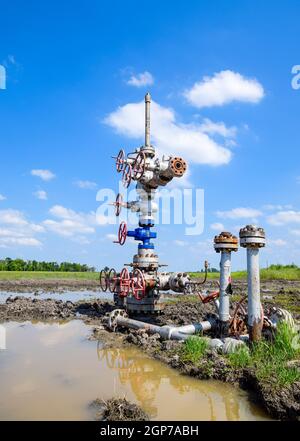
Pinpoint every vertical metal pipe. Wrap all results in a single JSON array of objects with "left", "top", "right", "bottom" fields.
[
  {"left": 214, "top": 232, "right": 238, "bottom": 337},
  {"left": 145, "top": 92, "right": 151, "bottom": 148},
  {"left": 219, "top": 251, "right": 231, "bottom": 324},
  {"left": 247, "top": 248, "right": 262, "bottom": 341},
  {"left": 239, "top": 225, "right": 266, "bottom": 343}
]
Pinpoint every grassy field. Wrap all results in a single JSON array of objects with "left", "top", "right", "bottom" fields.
[
  {"left": 0, "top": 271, "right": 99, "bottom": 280},
  {"left": 190, "top": 266, "right": 300, "bottom": 281},
  {"left": 0, "top": 265, "right": 299, "bottom": 281}
]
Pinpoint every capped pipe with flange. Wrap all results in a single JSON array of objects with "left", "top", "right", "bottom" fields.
[
  {"left": 214, "top": 232, "right": 238, "bottom": 337},
  {"left": 239, "top": 225, "right": 266, "bottom": 343}
]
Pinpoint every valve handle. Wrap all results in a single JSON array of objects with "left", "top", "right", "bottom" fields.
[
  {"left": 114, "top": 193, "right": 123, "bottom": 217},
  {"left": 108, "top": 268, "right": 117, "bottom": 293},
  {"left": 122, "top": 163, "right": 132, "bottom": 188},
  {"left": 133, "top": 151, "right": 146, "bottom": 180},
  {"left": 131, "top": 268, "right": 146, "bottom": 300},
  {"left": 119, "top": 267, "right": 131, "bottom": 297},
  {"left": 118, "top": 221, "right": 127, "bottom": 245},
  {"left": 99, "top": 269, "right": 109, "bottom": 292},
  {"left": 115, "top": 149, "right": 125, "bottom": 173}
]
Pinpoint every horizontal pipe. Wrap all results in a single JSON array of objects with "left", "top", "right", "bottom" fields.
[{"left": 105, "top": 315, "right": 214, "bottom": 341}]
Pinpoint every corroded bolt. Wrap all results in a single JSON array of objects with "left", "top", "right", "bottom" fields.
[
  {"left": 239, "top": 225, "right": 266, "bottom": 248},
  {"left": 214, "top": 232, "right": 239, "bottom": 253}
]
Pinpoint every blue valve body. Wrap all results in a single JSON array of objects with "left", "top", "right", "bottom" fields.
[{"left": 127, "top": 226, "right": 157, "bottom": 249}]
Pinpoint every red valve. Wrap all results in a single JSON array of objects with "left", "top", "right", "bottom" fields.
[
  {"left": 108, "top": 268, "right": 117, "bottom": 293},
  {"left": 116, "top": 149, "right": 125, "bottom": 172},
  {"left": 133, "top": 151, "right": 146, "bottom": 180},
  {"left": 131, "top": 268, "right": 146, "bottom": 300},
  {"left": 119, "top": 267, "right": 131, "bottom": 297},
  {"left": 122, "top": 163, "right": 132, "bottom": 188},
  {"left": 200, "top": 290, "right": 219, "bottom": 304},
  {"left": 99, "top": 269, "right": 108, "bottom": 292},
  {"left": 114, "top": 193, "right": 123, "bottom": 217},
  {"left": 118, "top": 221, "right": 127, "bottom": 245}
]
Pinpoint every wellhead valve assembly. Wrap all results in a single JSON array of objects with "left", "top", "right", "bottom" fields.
[{"left": 100, "top": 93, "right": 191, "bottom": 314}]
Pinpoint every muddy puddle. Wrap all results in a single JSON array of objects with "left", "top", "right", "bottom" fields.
[
  {"left": 0, "top": 320, "right": 271, "bottom": 421},
  {"left": 0, "top": 290, "right": 113, "bottom": 304}
]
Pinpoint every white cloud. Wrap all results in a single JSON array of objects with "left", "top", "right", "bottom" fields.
[
  {"left": 210, "top": 222, "right": 225, "bottom": 231},
  {"left": 268, "top": 239, "right": 287, "bottom": 247},
  {"left": 43, "top": 205, "right": 96, "bottom": 237},
  {"left": 34, "top": 190, "right": 47, "bottom": 200},
  {"left": 127, "top": 71, "right": 154, "bottom": 87},
  {"left": 104, "top": 100, "right": 232, "bottom": 166},
  {"left": 199, "top": 118, "right": 237, "bottom": 138},
  {"left": 216, "top": 207, "right": 262, "bottom": 219},
  {"left": 173, "top": 239, "right": 187, "bottom": 247},
  {"left": 106, "top": 233, "right": 118, "bottom": 241},
  {"left": 263, "top": 204, "right": 293, "bottom": 211},
  {"left": 31, "top": 169, "right": 56, "bottom": 181},
  {"left": 0, "top": 209, "right": 44, "bottom": 247},
  {"left": 75, "top": 180, "right": 97, "bottom": 190},
  {"left": 267, "top": 210, "right": 300, "bottom": 226},
  {"left": 290, "top": 229, "right": 300, "bottom": 236},
  {"left": 0, "top": 194, "right": 6, "bottom": 201},
  {"left": 184, "top": 70, "right": 264, "bottom": 108}
]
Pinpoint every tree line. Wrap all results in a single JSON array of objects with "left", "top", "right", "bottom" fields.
[{"left": 0, "top": 258, "right": 96, "bottom": 272}]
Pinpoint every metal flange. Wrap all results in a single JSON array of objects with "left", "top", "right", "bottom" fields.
[
  {"left": 239, "top": 225, "right": 266, "bottom": 248},
  {"left": 108, "top": 309, "right": 128, "bottom": 332},
  {"left": 214, "top": 232, "right": 238, "bottom": 253}
]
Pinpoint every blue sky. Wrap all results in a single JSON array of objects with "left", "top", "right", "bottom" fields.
[{"left": 0, "top": 0, "right": 300, "bottom": 271}]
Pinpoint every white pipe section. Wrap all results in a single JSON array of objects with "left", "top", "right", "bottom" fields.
[
  {"left": 107, "top": 316, "right": 213, "bottom": 341},
  {"left": 247, "top": 248, "right": 262, "bottom": 338},
  {"left": 219, "top": 251, "right": 231, "bottom": 323},
  {"left": 145, "top": 93, "right": 151, "bottom": 148}
]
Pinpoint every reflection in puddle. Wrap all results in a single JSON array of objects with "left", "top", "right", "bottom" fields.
[{"left": 0, "top": 321, "right": 271, "bottom": 421}]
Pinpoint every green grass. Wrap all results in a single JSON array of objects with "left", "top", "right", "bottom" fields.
[
  {"left": 180, "top": 336, "right": 209, "bottom": 363},
  {"left": 228, "top": 322, "right": 300, "bottom": 388},
  {"left": 189, "top": 266, "right": 300, "bottom": 281},
  {"left": 0, "top": 271, "right": 99, "bottom": 280}
]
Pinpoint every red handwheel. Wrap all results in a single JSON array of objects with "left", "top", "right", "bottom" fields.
[
  {"left": 131, "top": 268, "right": 146, "bottom": 300},
  {"left": 133, "top": 151, "right": 146, "bottom": 180},
  {"left": 119, "top": 267, "right": 131, "bottom": 297},
  {"left": 122, "top": 163, "right": 132, "bottom": 188},
  {"left": 118, "top": 221, "right": 127, "bottom": 245},
  {"left": 116, "top": 149, "right": 125, "bottom": 172}
]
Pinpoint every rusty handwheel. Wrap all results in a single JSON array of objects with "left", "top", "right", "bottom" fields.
[
  {"left": 122, "top": 163, "right": 132, "bottom": 188},
  {"left": 99, "top": 269, "right": 109, "bottom": 292},
  {"left": 115, "top": 149, "right": 125, "bottom": 172},
  {"left": 132, "top": 151, "right": 146, "bottom": 180},
  {"left": 131, "top": 268, "right": 146, "bottom": 300},
  {"left": 108, "top": 268, "right": 117, "bottom": 293},
  {"left": 119, "top": 267, "right": 131, "bottom": 297}
]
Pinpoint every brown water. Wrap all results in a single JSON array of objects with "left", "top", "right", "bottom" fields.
[{"left": 0, "top": 320, "right": 271, "bottom": 421}]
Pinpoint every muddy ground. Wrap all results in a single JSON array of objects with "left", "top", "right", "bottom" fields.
[
  {"left": 1, "top": 278, "right": 300, "bottom": 421},
  {"left": 0, "top": 278, "right": 99, "bottom": 293}
]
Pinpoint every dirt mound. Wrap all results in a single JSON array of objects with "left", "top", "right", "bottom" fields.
[
  {"left": 0, "top": 296, "right": 114, "bottom": 323},
  {"left": 91, "top": 398, "right": 149, "bottom": 421}
]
